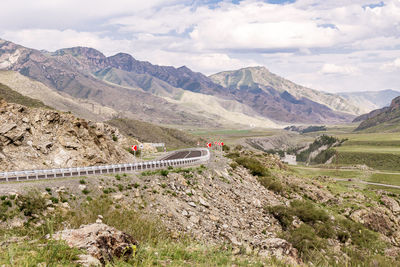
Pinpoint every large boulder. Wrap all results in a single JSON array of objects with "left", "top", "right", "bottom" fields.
[{"left": 50, "top": 222, "right": 138, "bottom": 265}]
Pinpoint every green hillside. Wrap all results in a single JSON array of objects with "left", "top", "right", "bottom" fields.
[
  {"left": 355, "top": 96, "right": 400, "bottom": 132},
  {"left": 333, "top": 133, "right": 400, "bottom": 171},
  {"left": 107, "top": 118, "right": 202, "bottom": 150},
  {"left": 0, "top": 82, "right": 49, "bottom": 109}
]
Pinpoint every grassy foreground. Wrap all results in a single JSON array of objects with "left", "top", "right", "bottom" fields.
[{"left": 0, "top": 193, "right": 283, "bottom": 266}]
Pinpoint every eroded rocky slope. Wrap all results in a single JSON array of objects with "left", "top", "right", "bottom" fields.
[
  {"left": 2, "top": 148, "right": 400, "bottom": 265},
  {"left": 0, "top": 99, "right": 135, "bottom": 171}
]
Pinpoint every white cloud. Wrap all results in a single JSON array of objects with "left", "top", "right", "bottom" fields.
[
  {"left": 381, "top": 58, "right": 400, "bottom": 71},
  {"left": 1, "top": 29, "right": 132, "bottom": 56},
  {"left": 320, "top": 63, "right": 359, "bottom": 75},
  {"left": 0, "top": 0, "right": 400, "bottom": 92}
]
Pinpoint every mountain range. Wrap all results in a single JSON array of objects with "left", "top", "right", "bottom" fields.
[
  {"left": 354, "top": 96, "right": 400, "bottom": 132},
  {"left": 0, "top": 38, "right": 393, "bottom": 127},
  {"left": 339, "top": 89, "right": 400, "bottom": 116}
]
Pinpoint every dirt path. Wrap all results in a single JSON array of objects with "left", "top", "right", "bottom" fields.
[
  {"left": 335, "top": 178, "right": 400, "bottom": 189},
  {"left": 294, "top": 166, "right": 400, "bottom": 176}
]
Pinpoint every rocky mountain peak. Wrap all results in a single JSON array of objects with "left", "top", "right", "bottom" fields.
[
  {"left": 243, "top": 66, "right": 270, "bottom": 73},
  {"left": 53, "top": 47, "right": 106, "bottom": 60},
  {"left": 107, "top": 52, "right": 139, "bottom": 72},
  {"left": 177, "top": 65, "right": 191, "bottom": 72}
]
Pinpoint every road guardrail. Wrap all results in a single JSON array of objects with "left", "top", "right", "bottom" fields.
[{"left": 0, "top": 148, "right": 210, "bottom": 182}]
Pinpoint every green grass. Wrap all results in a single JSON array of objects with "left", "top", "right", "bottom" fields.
[
  {"left": 336, "top": 145, "right": 400, "bottom": 154},
  {"left": 292, "top": 165, "right": 400, "bottom": 195},
  {"left": 336, "top": 151, "right": 400, "bottom": 171},
  {"left": 0, "top": 240, "right": 81, "bottom": 266},
  {"left": 326, "top": 133, "right": 400, "bottom": 171},
  {"left": 291, "top": 166, "right": 363, "bottom": 179},
  {"left": 335, "top": 132, "right": 400, "bottom": 142},
  {"left": 366, "top": 173, "right": 400, "bottom": 186}
]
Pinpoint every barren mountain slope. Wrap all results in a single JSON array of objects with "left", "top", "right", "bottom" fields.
[
  {"left": 211, "top": 66, "right": 361, "bottom": 115},
  {"left": 210, "top": 67, "right": 355, "bottom": 123},
  {"left": 0, "top": 40, "right": 212, "bottom": 127},
  {"left": 53, "top": 46, "right": 355, "bottom": 124},
  {"left": 0, "top": 70, "right": 117, "bottom": 121},
  {"left": 95, "top": 67, "right": 278, "bottom": 128}
]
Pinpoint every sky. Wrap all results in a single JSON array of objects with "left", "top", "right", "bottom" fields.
[{"left": 0, "top": 0, "right": 400, "bottom": 93}]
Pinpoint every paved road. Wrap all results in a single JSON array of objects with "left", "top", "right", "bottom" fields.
[
  {"left": 161, "top": 150, "right": 202, "bottom": 160},
  {"left": 0, "top": 148, "right": 209, "bottom": 183}
]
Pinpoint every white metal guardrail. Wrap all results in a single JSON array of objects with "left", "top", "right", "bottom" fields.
[{"left": 0, "top": 148, "right": 210, "bottom": 183}]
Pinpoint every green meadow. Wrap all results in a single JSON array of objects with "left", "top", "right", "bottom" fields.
[{"left": 329, "top": 132, "right": 400, "bottom": 171}]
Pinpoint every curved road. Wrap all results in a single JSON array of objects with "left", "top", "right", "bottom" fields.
[
  {"left": 0, "top": 148, "right": 210, "bottom": 183},
  {"left": 161, "top": 150, "right": 203, "bottom": 161}
]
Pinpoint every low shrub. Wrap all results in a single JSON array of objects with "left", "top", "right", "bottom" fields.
[
  {"left": 17, "top": 192, "right": 47, "bottom": 217},
  {"left": 82, "top": 189, "right": 90, "bottom": 195},
  {"left": 235, "top": 156, "right": 268, "bottom": 177},
  {"left": 222, "top": 144, "right": 230, "bottom": 152},
  {"left": 117, "top": 184, "right": 124, "bottom": 191},
  {"left": 285, "top": 224, "right": 326, "bottom": 260},
  {"left": 290, "top": 200, "right": 329, "bottom": 224},
  {"left": 267, "top": 205, "right": 293, "bottom": 230}
]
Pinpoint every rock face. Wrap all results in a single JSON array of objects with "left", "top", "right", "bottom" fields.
[
  {"left": 117, "top": 155, "right": 302, "bottom": 265},
  {"left": 51, "top": 222, "right": 138, "bottom": 265},
  {"left": 0, "top": 99, "right": 135, "bottom": 171},
  {"left": 257, "top": 238, "right": 300, "bottom": 265}
]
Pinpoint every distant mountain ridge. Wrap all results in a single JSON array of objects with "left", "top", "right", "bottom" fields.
[
  {"left": 0, "top": 38, "right": 366, "bottom": 126},
  {"left": 210, "top": 67, "right": 357, "bottom": 123},
  {"left": 355, "top": 96, "right": 400, "bottom": 132},
  {"left": 339, "top": 89, "right": 400, "bottom": 115}
]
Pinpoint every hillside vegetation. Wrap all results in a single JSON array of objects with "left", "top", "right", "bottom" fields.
[
  {"left": 1, "top": 147, "right": 400, "bottom": 266},
  {"left": 107, "top": 118, "right": 201, "bottom": 149},
  {"left": 333, "top": 133, "right": 400, "bottom": 171}
]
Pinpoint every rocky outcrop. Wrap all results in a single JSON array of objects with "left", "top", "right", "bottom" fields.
[
  {"left": 257, "top": 238, "right": 300, "bottom": 265},
  {"left": 0, "top": 99, "right": 136, "bottom": 171},
  {"left": 51, "top": 222, "right": 138, "bottom": 265},
  {"left": 350, "top": 207, "right": 397, "bottom": 236}
]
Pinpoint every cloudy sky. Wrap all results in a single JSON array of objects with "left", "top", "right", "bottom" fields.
[{"left": 1, "top": 0, "right": 399, "bottom": 93}]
